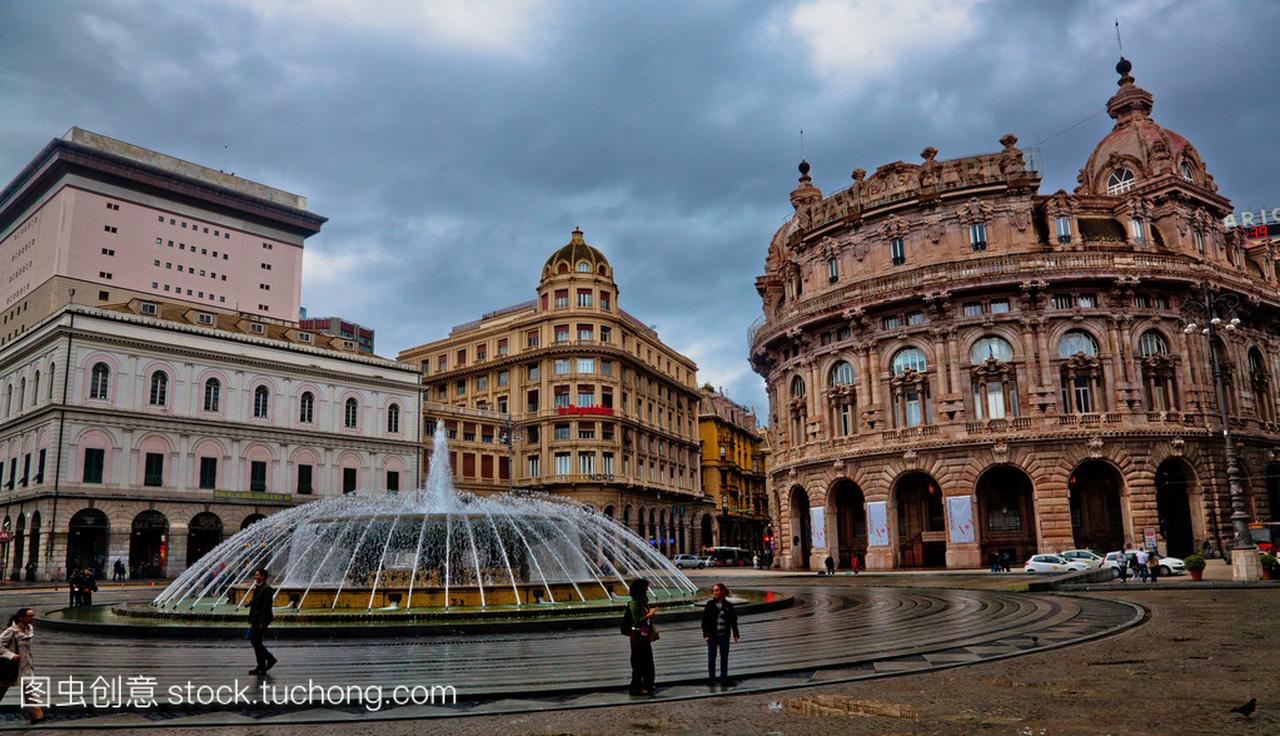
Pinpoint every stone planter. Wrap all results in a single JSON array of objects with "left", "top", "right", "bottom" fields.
[{"left": 1189, "top": 569, "right": 1203, "bottom": 581}]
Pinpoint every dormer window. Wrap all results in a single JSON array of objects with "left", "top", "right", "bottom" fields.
[
  {"left": 1106, "top": 168, "right": 1136, "bottom": 195},
  {"left": 1055, "top": 216, "right": 1072, "bottom": 244},
  {"left": 576, "top": 262, "right": 591, "bottom": 273},
  {"left": 249, "top": 323, "right": 265, "bottom": 334},
  {"left": 140, "top": 302, "right": 158, "bottom": 315},
  {"left": 298, "top": 332, "right": 313, "bottom": 343},
  {"left": 1180, "top": 161, "right": 1193, "bottom": 182},
  {"left": 196, "top": 312, "right": 215, "bottom": 325}
]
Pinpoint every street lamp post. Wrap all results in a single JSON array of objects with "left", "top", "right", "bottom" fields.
[
  {"left": 1181, "top": 284, "right": 1261, "bottom": 580},
  {"left": 499, "top": 418, "right": 523, "bottom": 494}
]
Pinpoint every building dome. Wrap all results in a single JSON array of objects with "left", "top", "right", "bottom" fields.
[
  {"left": 1077, "top": 58, "right": 1213, "bottom": 196},
  {"left": 542, "top": 227, "right": 612, "bottom": 280}
]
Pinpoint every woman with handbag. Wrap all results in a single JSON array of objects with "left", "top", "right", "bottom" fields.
[
  {"left": 0, "top": 607, "right": 45, "bottom": 723},
  {"left": 626, "top": 578, "right": 657, "bottom": 696}
]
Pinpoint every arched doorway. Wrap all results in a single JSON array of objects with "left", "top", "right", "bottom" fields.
[
  {"left": 240, "top": 513, "right": 266, "bottom": 530},
  {"left": 10, "top": 514, "right": 25, "bottom": 581},
  {"left": 700, "top": 514, "right": 713, "bottom": 550},
  {"left": 831, "top": 480, "right": 866, "bottom": 569},
  {"left": 976, "top": 466, "right": 1037, "bottom": 567},
  {"left": 895, "top": 472, "right": 945, "bottom": 568},
  {"left": 1069, "top": 460, "right": 1125, "bottom": 553},
  {"left": 25, "top": 512, "right": 41, "bottom": 581},
  {"left": 67, "top": 509, "right": 110, "bottom": 578},
  {"left": 130, "top": 510, "right": 169, "bottom": 578},
  {"left": 1155, "top": 458, "right": 1197, "bottom": 558},
  {"left": 187, "top": 512, "right": 224, "bottom": 567},
  {"left": 789, "top": 486, "right": 811, "bottom": 570}
]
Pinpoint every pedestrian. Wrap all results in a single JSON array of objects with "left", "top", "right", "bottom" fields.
[
  {"left": 1000, "top": 551, "right": 1011, "bottom": 573},
  {"left": 1146, "top": 550, "right": 1160, "bottom": 584},
  {"left": 1136, "top": 549, "right": 1149, "bottom": 582},
  {"left": 0, "top": 607, "right": 45, "bottom": 723},
  {"left": 1128, "top": 552, "right": 1141, "bottom": 581},
  {"left": 68, "top": 568, "right": 83, "bottom": 608},
  {"left": 113, "top": 559, "right": 126, "bottom": 582},
  {"left": 1116, "top": 555, "right": 1128, "bottom": 583},
  {"left": 702, "top": 582, "right": 740, "bottom": 686},
  {"left": 80, "top": 569, "right": 98, "bottom": 606},
  {"left": 246, "top": 567, "right": 278, "bottom": 675},
  {"left": 752, "top": 553, "right": 759, "bottom": 570},
  {"left": 824, "top": 555, "right": 835, "bottom": 576},
  {"left": 851, "top": 554, "right": 860, "bottom": 575},
  {"left": 624, "top": 578, "right": 657, "bottom": 696},
  {"left": 23, "top": 562, "right": 35, "bottom": 583}
]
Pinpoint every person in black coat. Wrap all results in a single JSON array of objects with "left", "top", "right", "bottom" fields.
[
  {"left": 246, "top": 568, "right": 278, "bottom": 675},
  {"left": 79, "top": 569, "right": 98, "bottom": 607},
  {"left": 68, "top": 569, "right": 83, "bottom": 608},
  {"left": 701, "top": 582, "right": 740, "bottom": 685}
]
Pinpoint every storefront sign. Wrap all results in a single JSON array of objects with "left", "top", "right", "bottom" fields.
[
  {"left": 867, "top": 502, "right": 889, "bottom": 547},
  {"left": 1143, "top": 528, "right": 1158, "bottom": 550},
  {"left": 809, "top": 506, "right": 826, "bottom": 549},
  {"left": 0, "top": 530, "right": 10, "bottom": 542},
  {"left": 1223, "top": 207, "right": 1280, "bottom": 231},
  {"left": 556, "top": 405, "right": 615, "bottom": 416},
  {"left": 213, "top": 490, "right": 292, "bottom": 503},
  {"left": 947, "top": 495, "right": 975, "bottom": 544}
]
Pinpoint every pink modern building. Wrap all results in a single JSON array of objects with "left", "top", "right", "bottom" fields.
[{"left": 0, "top": 127, "right": 324, "bottom": 347}]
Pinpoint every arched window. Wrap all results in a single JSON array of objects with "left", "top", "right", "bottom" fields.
[
  {"left": 1058, "top": 331, "right": 1098, "bottom": 358},
  {"left": 4, "top": 384, "right": 12, "bottom": 416},
  {"left": 576, "top": 261, "right": 591, "bottom": 273},
  {"left": 31, "top": 371, "right": 39, "bottom": 408},
  {"left": 387, "top": 403, "right": 401, "bottom": 433},
  {"left": 1059, "top": 331, "right": 1103, "bottom": 413},
  {"left": 891, "top": 347, "right": 928, "bottom": 375},
  {"left": 1180, "top": 161, "right": 1194, "bottom": 182},
  {"left": 253, "top": 386, "right": 270, "bottom": 419},
  {"left": 148, "top": 371, "right": 168, "bottom": 406},
  {"left": 1106, "top": 167, "right": 1135, "bottom": 195},
  {"left": 890, "top": 348, "right": 930, "bottom": 427},
  {"left": 970, "top": 336, "right": 1017, "bottom": 420},
  {"left": 1139, "top": 331, "right": 1176, "bottom": 412},
  {"left": 48, "top": 364, "right": 55, "bottom": 400},
  {"left": 826, "top": 361, "right": 857, "bottom": 437},
  {"left": 299, "top": 392, "right": 314, "bottom": 423},
  {"left": 790, "top": 375, "right": 805, "bottom": 398},
  {"left": 344, "top": 397, "right": 359, "bottom": 429},
  {"left": 1249, "top": 347, "right": 1273, "bottom": 422},
  {"left": 90, "top": 363, "right": 110, "bottom": 400},
  {"left": 203, "top": 378, "right": 221, "bottom": 412},
  {"left": 787, "top": 376, "right": 807, "bottom": 447},
  {"left": 828, "top": 361, "right": 854, "bottom": 386},
  {"left": 17, "top": 378, "right": 25, "bottom": 413}
]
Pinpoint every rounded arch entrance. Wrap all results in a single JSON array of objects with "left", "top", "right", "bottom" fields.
[
  {"left": 240, "top": 513, "right": 266, "bottom": 530},
  {"left": 1154, "top": 458, "right": 1202, "bottom": 558},
  {"left": 1069, "top": 460, "right": 1125, "bottom": 552},
  {"left": 186, "top": 512, "right": 224, "bottom": 567},
  {"left": 130, "top": 510, "right": 169, "bottom": 578},
  {"left": 700, "top": 514, "right": 714, "bottom": 550},
  {"left": 894, "top": 472, "right": 945, "bottom": 568},
  {"left": 830, "top": 479, "right": 865, "bottom": 569},
  {"left": 66, "top": 508, "right": 109, "bottom": 576},
  {"left": 975, "top": 465, "right": 1036, "bottom": 566},
  {"left": 789, "top": 486, "right": 811, "bottom": 570}
]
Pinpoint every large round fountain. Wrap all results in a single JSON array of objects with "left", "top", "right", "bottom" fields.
[{"left": 150, "top": 425, "right": 698, "bottom": 618}]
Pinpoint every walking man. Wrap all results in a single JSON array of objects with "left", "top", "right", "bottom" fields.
[
  {"left": 1146, "top": 551, "right": 1160, "bottom": 584},
  {"left": 1136, "top": 549, "right": 1149, "bottom": 583},
  {"left": 823, "top": 555, "right": 835, "bottom": 576},
  {"left": 246, "top": 567, "right": 277, "bottom": 675},
  {"left": 113, "top": 559, "right": 126, "bottom": 583},
  {"left": 702, "top": 583, "right": 740, "bottom": 686}
]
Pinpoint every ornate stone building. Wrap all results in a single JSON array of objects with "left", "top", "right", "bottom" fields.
[
  {"left": 697, "top": 386, "right": 769, "bottom": 552},
  {"left": 749, "top": 59, "right": 1280, "bottom": 571},
  {"left": 399, "top": 229, "right": 713, "bottom": 556}
]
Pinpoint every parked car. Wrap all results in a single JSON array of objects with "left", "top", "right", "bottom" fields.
[
  {"left": 1107, "top": 550, "right": 1188, "bottom": 576},
  {"left": 1101, "top": 551, "right": 1129, "bottom": 577},
  {"left": 1059, "top": 549, "right": 1105, "bottom": 569},
  {"left": 1024, "top": 554, "right": 1090, "bottom": 574},
  {"left": 672, "top": 554, "right": 707, "bottom": 570}
]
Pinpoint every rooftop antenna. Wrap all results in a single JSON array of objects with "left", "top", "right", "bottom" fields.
[
  {"left": 799, "top": 129, "right": 805, "bottom": 159},
  {"left": 1114, "top": 18, "right": 1123, "bottom": 53}
]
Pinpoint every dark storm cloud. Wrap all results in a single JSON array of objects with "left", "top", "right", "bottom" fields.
[{"left": 3, "top": 0, "right": 1278, "bottom": 421}]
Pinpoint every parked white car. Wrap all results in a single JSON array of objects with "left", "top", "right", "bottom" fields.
[
  {"left": 672, "top": 554, "right": 708, "bottom": 570},
  {"left": 1112, "top": 550, "right": 1187, "bottom": 576},
  {"left": 1024, "top": 554, "right": 1090, "bottom": 574},
  {"left": 1059, "top": 549, "right": 1106, "bottom": 569}
]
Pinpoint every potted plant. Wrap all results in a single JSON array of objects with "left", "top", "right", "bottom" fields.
[
  {"left": 1261, "top": 553, "right": 1278, "bottom": 581},
  {"left": 1184, "top": 553, "right": 1206, "bottom": 581}
]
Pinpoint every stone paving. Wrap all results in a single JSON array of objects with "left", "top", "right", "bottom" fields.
[{"left": 0, "top": 574, "right": 1142, "bottom": 729}]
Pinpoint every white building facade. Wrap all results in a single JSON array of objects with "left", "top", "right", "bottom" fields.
[{"left": 0, "top": 304, "right": 421, "bottom": 581}]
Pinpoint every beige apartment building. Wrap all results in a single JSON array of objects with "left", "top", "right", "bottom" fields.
[
  {"left": 399, "top": 228, "right": 713, "bottom": 556},
  {"left": 698, "top": 386, "right": 770, "bottom": 554}
]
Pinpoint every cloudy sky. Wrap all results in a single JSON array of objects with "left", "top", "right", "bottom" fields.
[{"left": 3, "top": 0, "right": 1278, "bottom": 419}]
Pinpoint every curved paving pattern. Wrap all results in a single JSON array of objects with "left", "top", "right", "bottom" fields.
[{"left": 0, "top": 584, "right": 1142, "bottom": 729}]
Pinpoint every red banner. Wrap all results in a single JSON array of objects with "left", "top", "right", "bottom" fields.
[{"left": 556, "top": 405, "right": 614, "bottom": 416}]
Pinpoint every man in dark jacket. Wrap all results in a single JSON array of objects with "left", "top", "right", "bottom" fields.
[
  {"left": 68, "top": 569, "right": 83, "bottom": 608},
  {"left": 246, "top": 567, "right": 278, "bottom": 675},
  {"left": 701, "top": 582, "right": 740, "bottom": 685}
]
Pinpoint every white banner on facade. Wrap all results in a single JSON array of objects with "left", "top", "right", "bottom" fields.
[
  {"left": 947, "top": 495, "right": 976, "bottom": 544},
  {"left": 867, "top": 502, "right": 889, "bottom": 547},
  {"left": 810, "top": 506, "right": 826, "bottom": 549}
]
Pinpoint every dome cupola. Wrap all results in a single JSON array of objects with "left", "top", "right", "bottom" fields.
[{"left": 541, "top": 227, "right": 612, "bottom": 281}]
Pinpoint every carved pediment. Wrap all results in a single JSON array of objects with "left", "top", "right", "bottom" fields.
[
  {"left": 972, "top": 356, "right": 1015, "bottom": 380},
  {"left": 1062, "top": 353, "right": 1103, "bottom": 376},
  {"left": 825, "top": 384, "right": 857, "bottom": 404},
  {"left": 878, "top": 215, "right": 910, "bottom": 241},
  {"left": 955, "top": 198, "right": 994, "bottom": 225}
]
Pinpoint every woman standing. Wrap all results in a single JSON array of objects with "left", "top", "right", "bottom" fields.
[
  {"left": 701, "top": 582, "right": 740, "bottom": 685},
  {"left": 626, "top": 578, "right": 657, "bottom": 696},
  {"left": 0, "top": 607, "right": 45, "bottom": 723}
]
